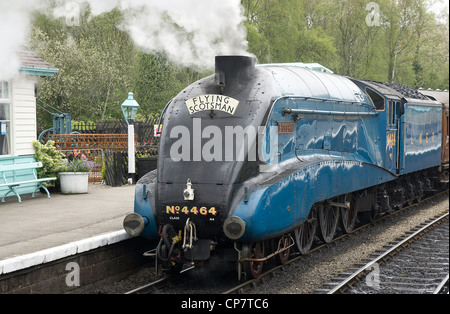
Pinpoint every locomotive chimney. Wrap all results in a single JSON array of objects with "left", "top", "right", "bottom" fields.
[{"left": 215, "top": 55, "right": 256, "bottom": 94}]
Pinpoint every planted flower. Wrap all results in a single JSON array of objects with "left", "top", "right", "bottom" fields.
[{"left": 62, "top": 150, "right": 94, "bottom": 173}]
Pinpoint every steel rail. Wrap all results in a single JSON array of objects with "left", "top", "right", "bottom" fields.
[
  {"left": 433, "top": 274, "right": 449, "bottom": 294},
  {"left": 327, "top": 211, "right": 449, "bottom": 294},
  {"left": 124, "top": 266, "right": 195, "bottom": 294},
  {"left": 124, "top": 276, "right": 169, "bottom": 294}
]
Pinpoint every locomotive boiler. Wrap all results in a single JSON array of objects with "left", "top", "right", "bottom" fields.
[{"left": 123, "top": 55, "right": 449, "bottom": 279}]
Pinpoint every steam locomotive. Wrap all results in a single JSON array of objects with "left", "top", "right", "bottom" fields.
[{"left": 123, "top": 55, "right": 449, "bottom": 279}]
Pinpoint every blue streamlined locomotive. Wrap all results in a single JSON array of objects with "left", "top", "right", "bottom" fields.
[{"left": 124, "top": 56, "right": 449, "bottom": 279}]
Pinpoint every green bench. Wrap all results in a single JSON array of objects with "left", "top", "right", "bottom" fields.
[{"left": 0, "top": 161, "right": 56, "bottom": 203}]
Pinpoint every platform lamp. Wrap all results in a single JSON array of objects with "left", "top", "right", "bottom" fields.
[{"left": 121, "top": 92, "right": 140, "bottom": 184}]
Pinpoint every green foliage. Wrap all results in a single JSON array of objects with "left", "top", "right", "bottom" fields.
[
  {"left": 30, "top": 9, "right": 138, "bottom": 124},
  {"left": 30, "top": 9, "right": 200, "bottom": 128},
  {"left": 243, "top": 0, "right": 449, "bottom": 89},
  {"left": 71, "top": 120, "right": 95, "bottom": 131},
  {"left": 136, "top": 150, "right": 157, "bottom": 159},
  {"left": 134, "top": 53, "right": 187, "bottom": 114},
  {"left": 101, "top": 162, "right": 106, "bottom": 181},
  {"left": 33, "top": 140, "right": 65, "bottom": 179}
]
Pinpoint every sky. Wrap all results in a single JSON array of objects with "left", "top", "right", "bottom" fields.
[{"left": 428, "top": 0, "right": 449, "bottom": 21}]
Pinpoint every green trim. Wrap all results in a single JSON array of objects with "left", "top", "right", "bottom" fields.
[{"left": 19, "top": 66, "right": 59, "bottom": 77}]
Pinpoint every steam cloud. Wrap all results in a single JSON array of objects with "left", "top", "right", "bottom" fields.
[
  {"left": 0, "top": 0, "right": 44, "bottom": 80},
  {"left": 0, "top": 0, "right": 249, "bottom": 80}
]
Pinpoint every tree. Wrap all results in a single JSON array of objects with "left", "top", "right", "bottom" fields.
[
  {"left": 326, "top": 0, "right": 368, "bottom": 76},
  {"left": 381, "top": 0, "right": 428, "bottom": 83},
  {"left": 134, "top": 53, "right": 188, "bottom": 114},
  {"left": 417, "top": 10, "right": 449, "bottom": 89},
  {"left": 30, "top": 9, "right": 137, "bottom": 122},
  {"left": 243, "top": 0, "right": 337, "bottom": 67},
  {"left": 29, "top": 7, "right": 202, "bottom": 128}
]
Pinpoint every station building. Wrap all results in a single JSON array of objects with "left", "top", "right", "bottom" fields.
[{"left": 0, "top": 49, "right": 58, "bottom": 156}]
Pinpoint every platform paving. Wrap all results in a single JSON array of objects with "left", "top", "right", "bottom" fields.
[{"left": 0, "top": 183, "right": 135, "bottom": 263}]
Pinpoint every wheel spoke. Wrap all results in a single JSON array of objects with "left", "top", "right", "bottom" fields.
[
  {"left": 242, "top": 242, "right": 264, "bottom": 279},
  {"left": 319, "top": 202, "right": 339, "bottom": 243},
  {"left": 276, "top": 236, "right": 291, "bottom": 265},
  {"left": 341, "top": 194, "right": 358, "bottom": 234},
  {"left": 295, "top": 206, "right": 318, "bottom": 254}
]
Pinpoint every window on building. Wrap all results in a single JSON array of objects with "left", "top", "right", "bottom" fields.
[
  {"left": 366, "top": 87, "right": 385, "bottom": 111},
  {"left": 0, "top": 81, "right": 11, "bottom": 155}
]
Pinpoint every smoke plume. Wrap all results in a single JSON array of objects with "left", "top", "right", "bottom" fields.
[
  {"left": 0, "top": 0, "right": 249, "bottom": 80},
  {"left": 0, "top": 0, "right": 41, "bottom": 80}
]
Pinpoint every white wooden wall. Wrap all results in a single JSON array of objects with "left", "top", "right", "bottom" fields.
[{"left": 11, "top": 76, "right": 37, "bottom": 156}]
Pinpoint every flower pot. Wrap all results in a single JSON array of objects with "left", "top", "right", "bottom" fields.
[{"left": 59, "top": 172, "right": 89, "bottom": 194}]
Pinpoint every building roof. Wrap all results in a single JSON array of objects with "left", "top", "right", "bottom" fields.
[{"left": 17, "top": 49, "right": 59, "bottom": 77}]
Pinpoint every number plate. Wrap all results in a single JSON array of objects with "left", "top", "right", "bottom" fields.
[
  {"left": 278, "top": 122, "right": 295, "bottom": 134},
  {"left": 165, "top": 205, "right": 218, "bottom": 217}
]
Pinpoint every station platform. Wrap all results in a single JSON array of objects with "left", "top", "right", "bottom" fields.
[{"left": 0, "top": 183, "right": 135, "bottom": 274}]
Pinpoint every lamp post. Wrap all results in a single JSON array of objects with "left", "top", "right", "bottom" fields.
[{"left": 121, "top": 92, "right": 140, "bottom": 184}]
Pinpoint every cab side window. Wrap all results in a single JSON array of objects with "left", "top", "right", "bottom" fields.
[{"left": 366, "top": 88, "right": 385, "bottom": 111}]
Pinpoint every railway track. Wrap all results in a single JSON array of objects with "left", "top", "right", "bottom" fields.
[
  {"left": 318, "top": 211, "right": 449, "bottom": 294},
  {"left": 123, "top": 191, "right": 448, "bottom": 295},
  {"left": 433, "top": 274, "right": 449, "bottom": 294},
  {"left": 124, "top": 266, "right": 195, "bottom": 294}
]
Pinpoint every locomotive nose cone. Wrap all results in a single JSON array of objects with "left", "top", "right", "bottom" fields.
[{"left": 215, "top": 55, "right": 256, "bottom": 94}]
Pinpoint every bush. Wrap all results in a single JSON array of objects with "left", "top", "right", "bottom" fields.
[{"left": 33, "top": 140, "right": 65, "bottom": 180}]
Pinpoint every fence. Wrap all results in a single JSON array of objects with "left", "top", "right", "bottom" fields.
[
  {"left": 48, "top": 134, "right": 136, "bottom": 182},
  {"left": 103, "top": 151, "right": 158, "bottom": 186},
  {"left": 103, "top": 151, "right": 128, "bottom": 186},
  {"left": 72, "top": 117, "right": 160, "bottom": 146}
]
